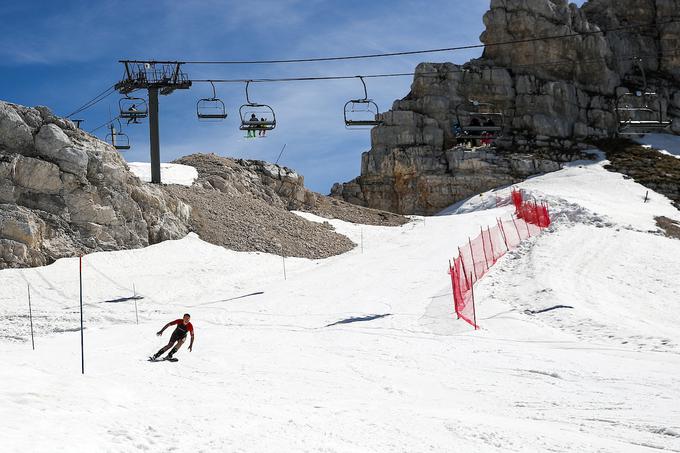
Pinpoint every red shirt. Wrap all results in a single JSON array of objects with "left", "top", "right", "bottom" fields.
[{"left": 170, "top": 319, "right": 194, "bottom": 335}]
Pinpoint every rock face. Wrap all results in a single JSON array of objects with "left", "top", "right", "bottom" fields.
[
  {"left": 332, "top": 0, "right": 680, "bottom": 215},
  {"left": 0, "top": 101, "right": 191, "bottom": 269}
]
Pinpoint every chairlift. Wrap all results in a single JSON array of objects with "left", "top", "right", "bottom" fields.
[
  {"left": 105, "top": 119, "right": 131, "bottom": 151},
  {"left": 615, "top": 58, "right": 671, "bottom": 135},
  {"left": 454, "top": 100, "right": 504, "bottom": 142},
  {"left": 344, "top": 76, "right": 383, "bottom": 129},
  {"left": 119, "top": 96, "right": 148, "bottom": 121},
  {"left": 238, "top": 81, "right": 276, "bottom": 133},
  {"left": 196, "top": 81, "right": 228, "bottom": 120}
]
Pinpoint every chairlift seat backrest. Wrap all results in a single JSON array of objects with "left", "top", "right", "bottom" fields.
[
  {"left": 197, "top": 97, "right": 228, "bottom": 120},
  {"left": 119, "top": 97, "right": 148, "bottom": 120}
]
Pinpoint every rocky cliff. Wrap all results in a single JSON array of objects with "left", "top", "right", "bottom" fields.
[
  {"left": 332, "top": 0, "right": 680, "bottom": 215},
  {"left": 0, "top": 101, "right": 191, "bottom": 269}
]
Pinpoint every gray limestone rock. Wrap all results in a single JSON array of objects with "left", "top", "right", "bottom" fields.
[
  {"left": 0, "top": 101, "right": 191, "bottom": 269},
  {"left": 332, "top": 0, "right": 680, "bottom": 215},
  {"left": 0, "top": 102, "right": 34, "bottom": 151}
]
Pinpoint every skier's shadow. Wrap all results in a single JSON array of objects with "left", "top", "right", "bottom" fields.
[{"left": 325, "top": 313, "right": 391, "bottom": 328}]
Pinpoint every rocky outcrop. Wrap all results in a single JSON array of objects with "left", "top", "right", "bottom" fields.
[
  {"left": 163, "top": 153, "right": 407, "bottom": 259},
  {"left": 0, "top": 101, "right": 191, "bottom": 269},
  {"left": 174, "top": 153, "right": 408, "bottom": 226},
  {"left": 332, "top": 0, "right": 680, "bottom": 215},
  {"left": 173, "top": 153, "right": 316, "bottom": 211}
]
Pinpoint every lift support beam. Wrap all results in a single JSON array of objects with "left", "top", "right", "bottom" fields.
[{"left": 114, "top": 61, "right": 191, "bottom": 184}]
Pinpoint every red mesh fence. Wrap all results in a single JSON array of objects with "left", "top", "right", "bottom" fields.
[
  {"left": 512, "top": 189, "right": 551, "bottom": 228},
  {"left": 449, "top": 189, "right": 552, "bottom": 329}
]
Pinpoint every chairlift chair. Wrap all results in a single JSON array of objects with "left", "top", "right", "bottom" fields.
[
  {"left": 196, "top": 81, "right": 228, "bottom": 120},
  {"left": 615, "top": 92, "right": 672, "bottom": 135},
  {"left": 105, "top": 119, "right": 131, "bottom": 151},
  {"left": 344, "top": 76, "right": 383, "bottom": 129},
  {"left": 119, "top": 96, "right": 148, "bottom": 121},
  {"left": 454, "top": 100, "right": 504, "bottom": 140},
  {"left": 238, "top": 81, "right": 276, "bottom": 132},
  {"left": 615, "top": 57, "right": 672, "bottom": 135}
]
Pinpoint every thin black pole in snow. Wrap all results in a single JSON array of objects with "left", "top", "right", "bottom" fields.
[
  {"left": 79, "top": 256, "right": 84, "bottom": 375},
  {"left": 27, "top": 284, "right": 35, "bottom": 350},
  {"left": 644, "top": 191, "right": 649, "bottom": 203}
]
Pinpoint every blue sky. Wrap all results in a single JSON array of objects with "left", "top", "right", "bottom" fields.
[{"left": 0, "top": 0, "right": 586, "bottom": 193}]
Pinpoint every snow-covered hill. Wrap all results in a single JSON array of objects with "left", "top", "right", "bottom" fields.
[{"left": 1, "top": 157, "right": 679, "bottom": 452}]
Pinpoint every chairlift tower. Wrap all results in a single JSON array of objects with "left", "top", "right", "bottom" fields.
[{"left": 114, "top": 61, "right": 192, "bottom": 183}]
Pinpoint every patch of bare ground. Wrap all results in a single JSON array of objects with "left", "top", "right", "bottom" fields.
[
  {"left": 656, "top": 216, "right": 680, "bottom": 240},
  {"left": 163, "top": 185, "right": 355, "bottom": 259},
  {"left": 594, "top": 138, "right": 680, "bottom": 211}
]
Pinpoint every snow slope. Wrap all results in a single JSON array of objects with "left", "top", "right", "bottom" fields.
[
  {"left": 1, "top": 157, "right": 679, "bottom": 452},
  {"left": 127, "top": 162, "right": 198, "bottom": 186},
  {"left": 635, "top": 133, "right": 680, "bottom": 159}
]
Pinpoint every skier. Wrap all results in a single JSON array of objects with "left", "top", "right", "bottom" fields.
[{"left": 151, "top": 313, "right": 194, "bottom": 361}]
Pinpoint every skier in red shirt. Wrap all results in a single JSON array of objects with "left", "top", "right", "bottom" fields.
[{"left": 151, "top": 313, "right": 194, "bottom": 361}]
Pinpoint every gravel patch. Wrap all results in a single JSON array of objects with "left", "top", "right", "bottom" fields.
[{"left": 164, "top": 185, "right": 356, "bottom": 259}]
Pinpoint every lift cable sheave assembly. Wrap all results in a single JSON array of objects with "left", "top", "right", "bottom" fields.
[{"left": 113, "top": 61, "right": 192, "bottom": 183}]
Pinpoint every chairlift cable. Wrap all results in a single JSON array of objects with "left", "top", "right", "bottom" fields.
[
  {"left": 89, "top": 115, "right": 121, "bottom": 134},
  {"left": 70, "top": 19, "right": 680, "bottom": 119},
  {"left": 170, "top": 18, "right": 680, "bottom": 65},
  {"left": 190, "top": 48, "right": 680, "bottom": 85},
  {"left": 65, "top": 85, "right": 117, "bottom": 118}
]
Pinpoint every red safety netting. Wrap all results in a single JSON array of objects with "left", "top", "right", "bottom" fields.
[
  {"left": 449, "top": 189, "right": 552, "bottom": 329},
  {"left": 512, "top": 189, "right": 551, "bottom": 228}
]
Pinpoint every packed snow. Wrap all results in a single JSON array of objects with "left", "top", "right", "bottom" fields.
[
  {"left": 636, "top": 132, "right": 680, "bottom": 159},
  {"left": 1, "top": 156, "right": 679, "bottom": 452},
  {"left": 127, "top": 162, "right": 199, "bottom": 186}
]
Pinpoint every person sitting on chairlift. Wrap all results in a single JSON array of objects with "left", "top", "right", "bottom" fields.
[
  {"left": 127, "top": 104, "right": 140, "bottom": 125},
  {"left": 481, "top": 131, "right": 493, "bottom": 146},
  {"left": 453, "top": 122, "right": 464, "bottom": 144},
  {"left": 247, "top": 113, "right": 258, "bottom": 138},
  {"left": 468, "top": 117, "right": 481, "bottom": 147},
  {"left": 258, "top": 117, "right": 267, "bottom": 137},
  {"left": 480, "top": 118, "right": 495, "bottom": 146}
]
